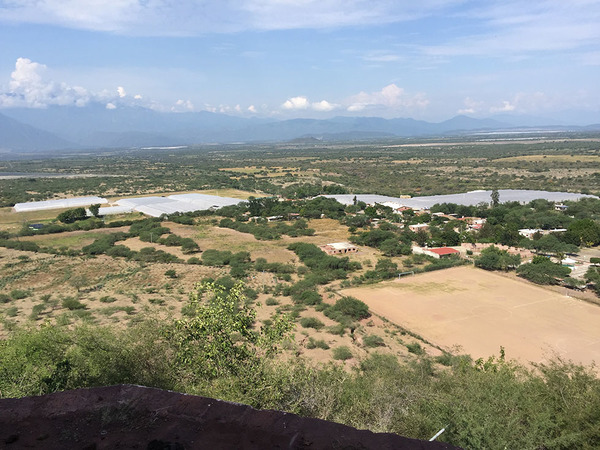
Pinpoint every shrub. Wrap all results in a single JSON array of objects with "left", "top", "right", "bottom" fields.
[
  {"left": 62, "top": 297, "right": 85, "bottom": 310},
  {"left": 406, "top": 342, "right": 425, "bottom": 355},
  {"left": 10, "top": 289, "right": 30, "bottom": 300},
  {"left": 265, "top": 297, "right": 279, "bottom": 306},
  {"left": 297, "top": 290, "right": 322, "bottom": 306},
  {"left": 306, "top": 338, "right": 330, "bottom": 350},
  {"left": 363, "top": 334, "right": 385, "bottom": 348},
  {"left": 164, "top": 269, "right": 178, "bottom": 279},
  {"left": 326, "top": 324, "right": 346, "bottom": 336},
  {"left": 29, "top": 303, "right": 46, "bottom": 320},
  {"left": 300, "top": 317, "right": 325, "bottom": 330},
  {"left": 99, "top": 296, "right": 117, "bottom": 303},
  {"left": 149, "top": 298, "right": 165, "bottom": 306},
  {"left": 0, "top": 293, "right": 11, "bottom": 303},
  {"left": 187, "top": 257, "right": 202, "bottom": 265},
  {"left": 324, "top": 296, "right": 370, "bottom": 323},
  {"left": 332, "top": 346, "right": 353, "bottom": 361}
]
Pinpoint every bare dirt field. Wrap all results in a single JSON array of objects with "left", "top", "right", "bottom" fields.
[{"left": 341, "top": 266, "right": 600, "bottom": 367}]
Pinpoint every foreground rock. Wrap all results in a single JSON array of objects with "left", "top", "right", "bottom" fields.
[{"left": 0, "top": 384, "right": 458, "bottom": 449}]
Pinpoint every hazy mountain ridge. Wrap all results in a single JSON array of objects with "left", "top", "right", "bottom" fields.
[{"left": 1, "top": 104, "right": 597, "bottom": 153}]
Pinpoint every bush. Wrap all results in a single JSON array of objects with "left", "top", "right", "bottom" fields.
[
  {"left": 363, "top": 334, "right": 385, "bottom": 348},
  {"left": 187, "top": 257, "right": 202, "bottom": 265},
  {"left": 406, "top": 342, "right": 425, "bottom": 355},
  {"left": 300, "top": 317, "right": 325, "bottom": 330},
  {"left": 332, "top": 346, "right": 353, "bottom": 361},
  {"left": 265, "top": 297, "right": 279, "bottom": 306},
  {"left": 29, "top": 303, "right": 45, "bottom": 320},
  {"left": 10, "top": 289, "right": 30, "bottom": 300},
  {"left": 324, "top": 296, "right": 370, "bottom": 323},
  {"left": 164, "top": 269, "right": 178, "bottom": 279},
  {"left": 62, "top": 297, "right": 86, "bottom": 310},
  {"left": 99, "top": 296, "right": 117, "bottom": 303},
  {"left": 0, "top": 293, "right": 12, "bottom": 303},
  {"left": 306, "top": 338, "right": 330, "bottom": 350}
]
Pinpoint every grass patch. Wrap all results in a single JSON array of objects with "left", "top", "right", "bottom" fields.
[
  {"left": 5, "top": 306, "right": 19, "bottom": 317},
  {"left": 306, "top": 337, "right": 330, "bottom": 350},
  {"left": 299, "top": 317, "right": 325, "bottom": 330},
  {"left": 406, "top": 342, "right": 425, "bottom": 355},
  {"left": 62, "top": 297, "right": 86, "bottom": 310},
  {"left": 332, "top": 346, "right": 353, "bottom": 361},
  {"left": 363, "top": 334, "right": 385, "bottom": 348}
]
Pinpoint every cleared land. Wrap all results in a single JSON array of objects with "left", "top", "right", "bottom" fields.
[{"left": 342, "top": 266, "right": 600, "bottom": 367}]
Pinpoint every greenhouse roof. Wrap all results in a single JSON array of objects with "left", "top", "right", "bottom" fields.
[
  {"left": 14, "top": 196, "right": 108, "bottom": 212},
  {"left": 323, "top": 190, "right": 596, "bottom": 210}
]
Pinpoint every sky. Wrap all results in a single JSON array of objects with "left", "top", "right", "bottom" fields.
[{"left": 0, "top": 0, "right": 599, "bottom": 123}]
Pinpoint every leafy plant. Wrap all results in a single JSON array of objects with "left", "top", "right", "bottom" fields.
[{"left": 332, "top": 346, "right": 353, "bottom": 361}]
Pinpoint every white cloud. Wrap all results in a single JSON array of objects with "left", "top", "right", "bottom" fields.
[
  {"left": 172, "top": 99, "right": 194, "bottom": 111},
  {"left": 0, "top": 57, "right": 91, "bottom": 108},
  {"left": 105, "top": 102, "right": 117, "bottom": 109},
  {"left": 0, "top": 1, "right": 464, "bottom": 35},
  {"left": 117, "top": 86, "right": 127, "bottom": 98},
  {"left": 248, "top": 105, "right": 257, "bottom": 113},
  {"left": 282, "top": 96, "right": 310, "bottom": 110},
  {"left": 346, "top": 84, "right": 429, "bottom": 113},
  {"left": 312, "top": 100, "right": 336, "bottom": 112},
  {"left": 282, "top": 95, "right": 338, "bottom": 112},
  {"left": 362, "top": 51, "right": 402, "bottom": 63},
  {"left": 422, "top": 1, "right": 600, "bottom": 58},
  {"left": 457, "top": 97, "right": 483, "bottom": 115},
  {"left": 134, "top": 94, "right": 142, "bottom": 99}
]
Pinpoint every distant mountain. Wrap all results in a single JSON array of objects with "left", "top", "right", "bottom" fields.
[
  {"left": 1, "top": 104, "right": 599, "bottom": 153},
  {"left": 0, "top": 112, "right": 74, "bottom": 152}
]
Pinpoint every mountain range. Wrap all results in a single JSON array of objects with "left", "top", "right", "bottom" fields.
[{"left": 1, "top": 104, "right": 599, "bottom": 153}]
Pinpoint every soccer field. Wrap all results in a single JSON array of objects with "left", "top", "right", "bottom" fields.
[{"left": 342, "top": 266, "right": 600, "bottom": 367}]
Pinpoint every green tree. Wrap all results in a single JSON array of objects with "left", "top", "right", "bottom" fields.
[
  {"left": 475, "top": 246, "right": 521, "bottom": 271},
  {"left": 491, "top": 189, "right": 500, "bottom": 208},
  {"left": 517, "top": 256, "right": 571, "bottom": 285},
  {"left": 57, "top": 207, "right": 87, "bottom": 224},
  {"left": 167, "top": 281, "right": 293, "bottom": 379},
  {"left": 89, "top": 204, "right": 101, "bottom": 217},
  {"left": 567, "top": 219, "right": 600, "bottom": 247}
]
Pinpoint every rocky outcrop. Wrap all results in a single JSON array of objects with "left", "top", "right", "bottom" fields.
[{"left": 0, "top": 385, "right": 459, "bottom": 449}]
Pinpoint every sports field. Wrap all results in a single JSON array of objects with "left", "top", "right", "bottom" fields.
[{"left": 342, "top": 266, "right": 600, "bottom": 367}]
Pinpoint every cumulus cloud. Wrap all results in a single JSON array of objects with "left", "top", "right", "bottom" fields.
[
  {"left": 282, "top": 96, "right": 310, "bottom": 110},
  {"left": 282, "top": 96, "right": 338, "bottom": 112},
  {"left": 105, "top": 102, "right": 117, "bottom": 110},
  {"left": 248, "top": 104, "right": 257, "bottom": 113},
  {"left": 490, "top": 100, "right": 516, "bottom": 113},
  {"left": 457, "top": 97, "right": 483, "bottom": 115},
  {"left": 346, "top": 84, "right": 429, "bottom": 113},
  {"left": 0, "top": 57, "right": 90, "bottom": 108},
  {"left": 312, "top": 100, "right": 336, "bottom": 112},
  {"left": 117, "top": 86, "right": 127, "bottom": 98},
  {"left": 172, "top": 99, "right": 194, "bottom": 111}
]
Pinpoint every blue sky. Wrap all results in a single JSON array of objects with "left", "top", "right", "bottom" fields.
[{"left": 0, "top": 1, "right": 599, "bottom": 123}]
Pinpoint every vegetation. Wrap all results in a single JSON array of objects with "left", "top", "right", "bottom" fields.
[
  {"left": 475, "top": 246, "right": 521, "bottom": 271},
  {"left": 517, "top": 256, "right": 572, "bottom": 285},
  {"left": 2, "top": 294, "right": 599, "bottom": 449},
  {"left": 3, "top": 137, "right": 600, "bottom": 448}
]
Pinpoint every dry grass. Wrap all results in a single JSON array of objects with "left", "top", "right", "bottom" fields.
[{"left": 495, "top": 154, "right": 600, "bottom": 163}]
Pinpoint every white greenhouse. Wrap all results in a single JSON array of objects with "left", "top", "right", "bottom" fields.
[{"left": 13, "top": 196, "right": 108, "bottom": 212}]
